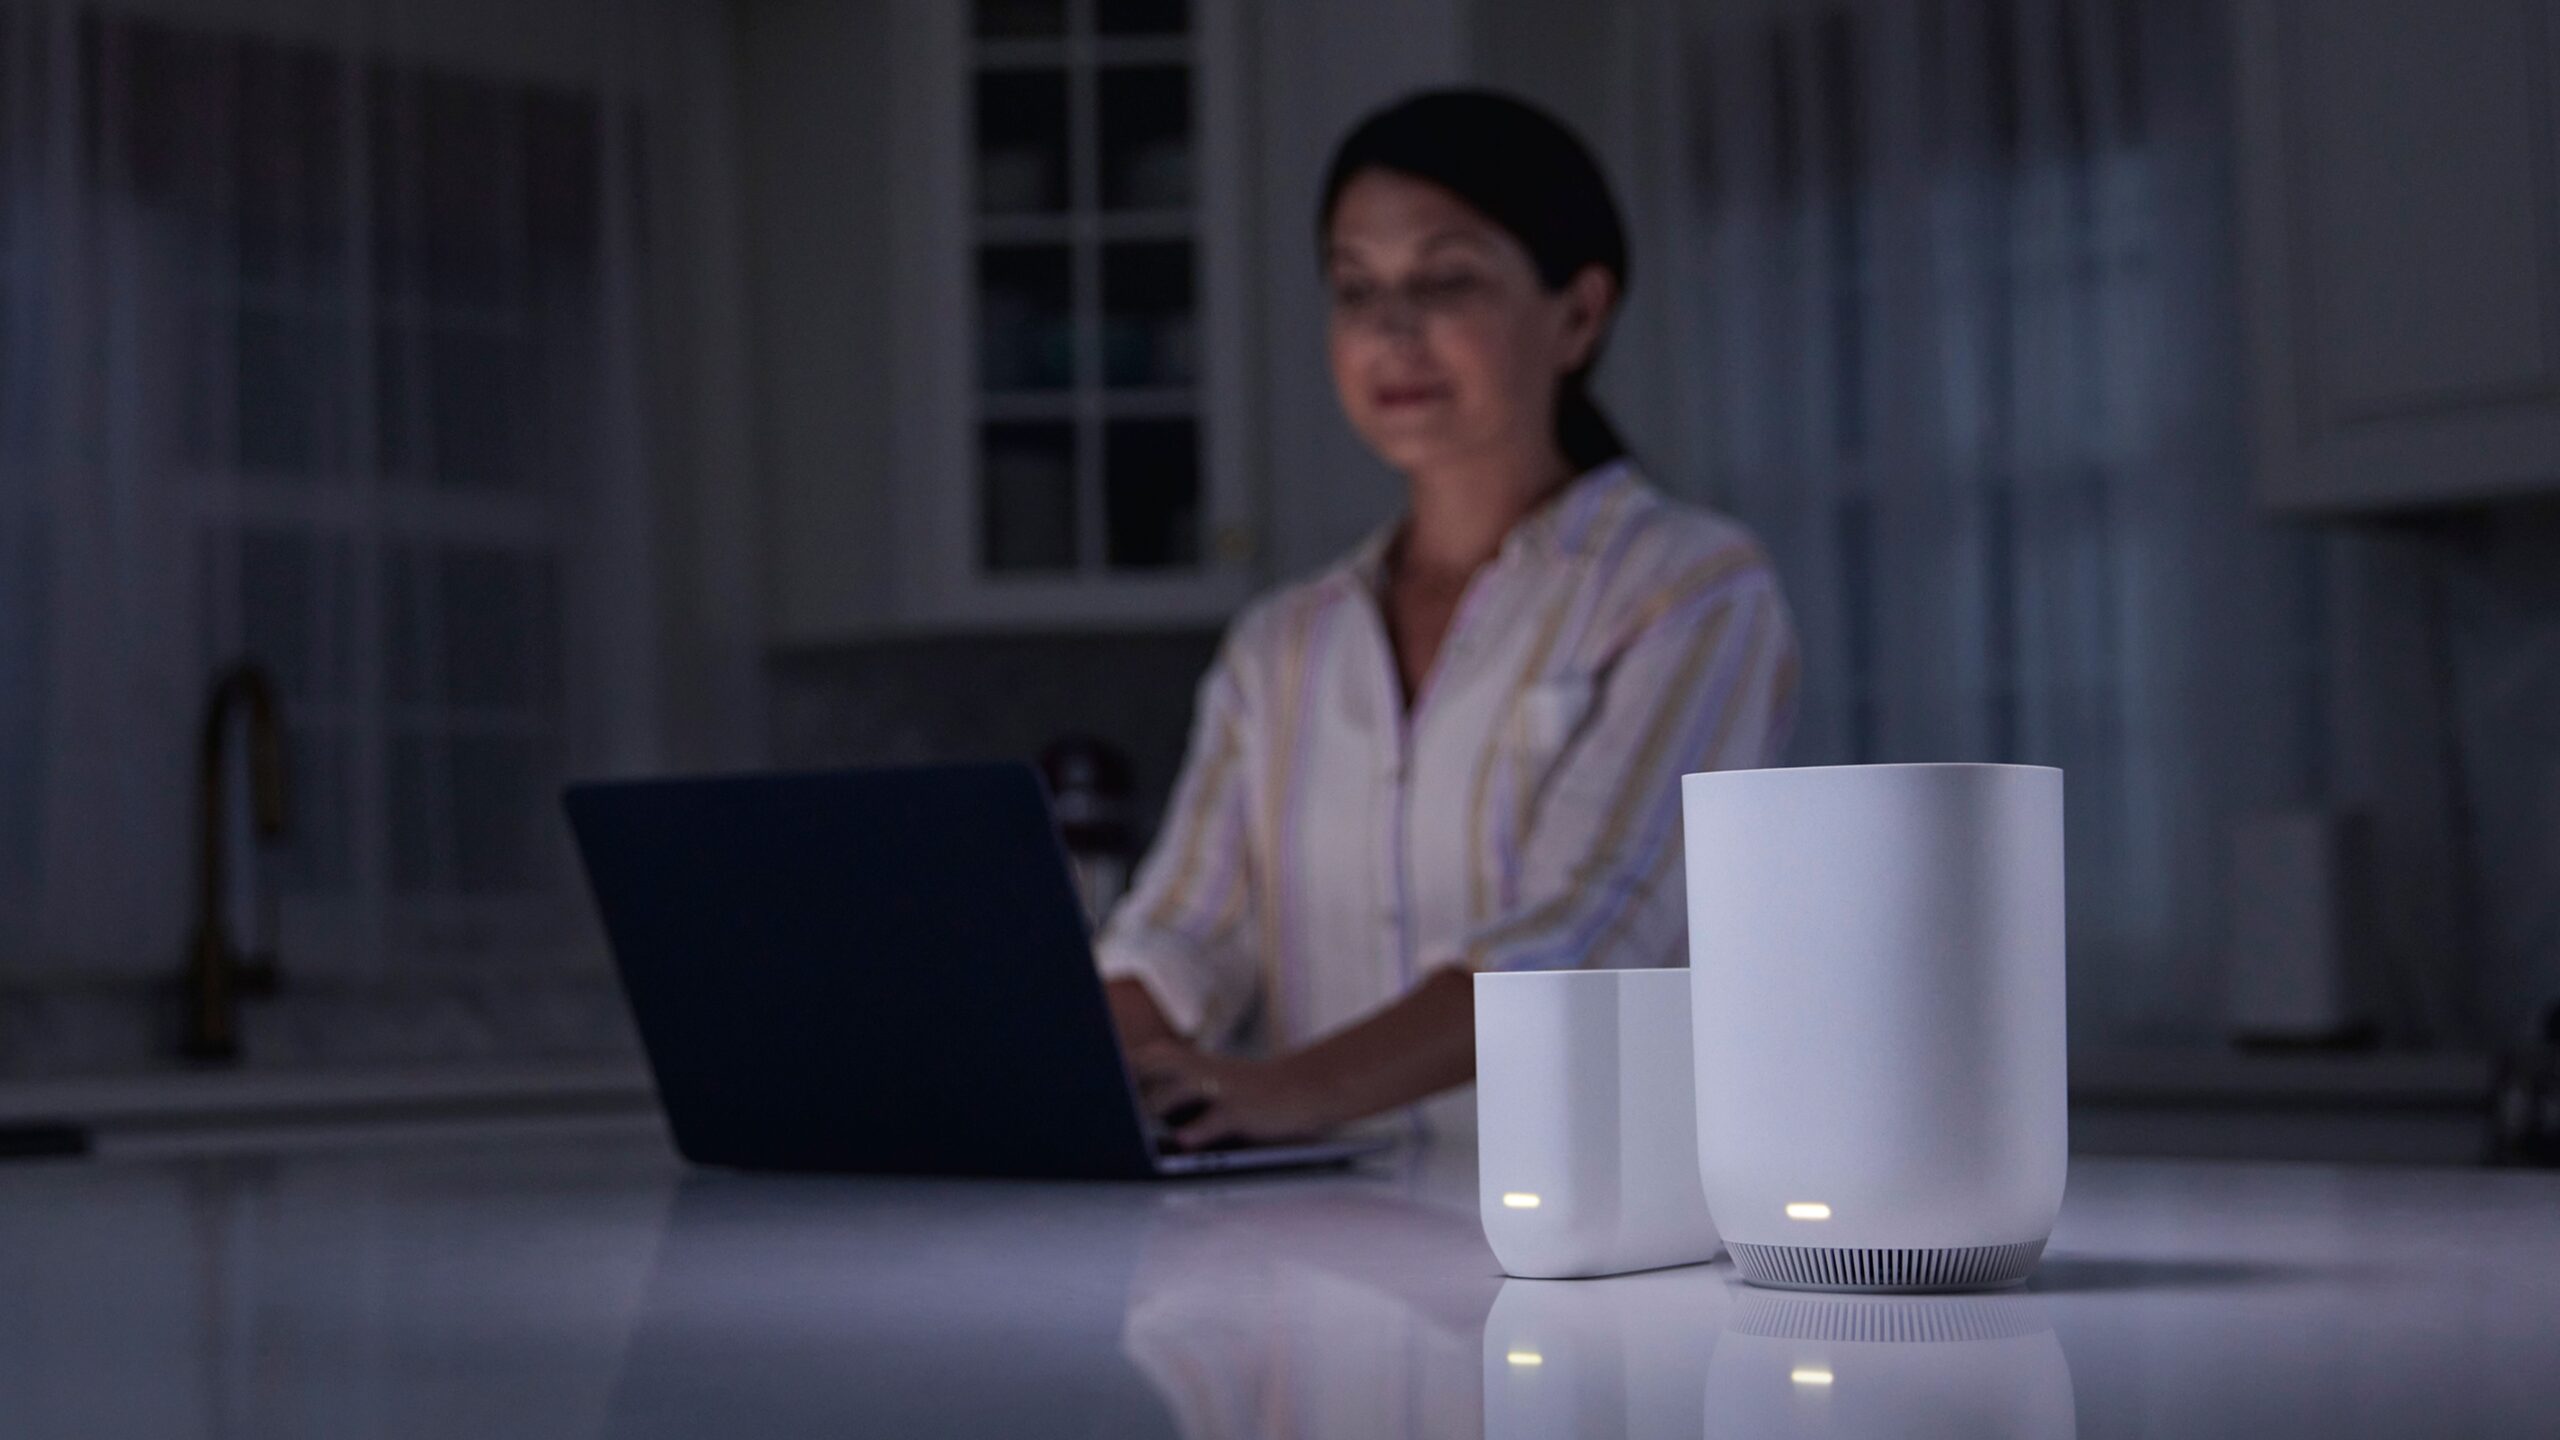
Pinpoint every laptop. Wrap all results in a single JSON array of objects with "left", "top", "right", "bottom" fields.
[{"left": 562, "top": 762, "right": 1391, "bottom": 1179}]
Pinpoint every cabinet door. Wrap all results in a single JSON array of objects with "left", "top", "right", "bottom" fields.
[
  {"left": 890, "top": 0, "right": 1257, "bottom": 629},
  {"left": 2237, "top": 0, "right": 2560, "bottom": 512}
]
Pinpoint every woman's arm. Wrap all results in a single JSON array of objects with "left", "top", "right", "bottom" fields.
[
  {"left": 1131, "top": 965, "right": 1474, "bottom": 1150},
  {"left": 1106, "top": 975, "right": 1182, "bottom": 1054},
  {"left": 1094, "top": 639, "right": 1264, "bottom": 1047}
]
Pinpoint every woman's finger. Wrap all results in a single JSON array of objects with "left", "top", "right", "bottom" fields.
[
  {"left": 1129, "top": 1047, "right": 1217, "bottom": 1118},
  {"left": 1148, "top": 1076, "right": 1218, "bottom": 1122},
  {"left": 1128, "top": 1042, "right": 1202, "bottom": 1097},
  {"left": 1171, "top": 1102, "right": 1242, "bottom": 1153}
]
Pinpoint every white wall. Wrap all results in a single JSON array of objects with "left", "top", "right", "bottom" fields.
[
  {"left": 649, "top": 0, "right": 772, "bottom": 770},
  {"left": 731, "top": 0, "right": 901, "bottom": 646},
  {"left": 1465, "top": 0, "right": 1694, "bottom": 495}
]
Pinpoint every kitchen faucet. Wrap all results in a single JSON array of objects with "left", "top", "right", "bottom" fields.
[{"left": 182, "top": 661, "right": 287, "bottom": 1062}]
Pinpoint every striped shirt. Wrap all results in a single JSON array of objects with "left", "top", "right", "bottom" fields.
[{"left": 1097, "top": 461, "right": 1799, "bottom": 1057}]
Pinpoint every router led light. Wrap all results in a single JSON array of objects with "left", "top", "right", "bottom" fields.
[
  {"left": 1784, "top": 1202, "right": 1832, "bottom": 1220},
  {"left": 1501, "top": 1192, "right": 1542, "bottom": 1209},
  {"left": 1506, "top": 1351, "right": 1544, "bottom": 1367},
  {"left": 1790, "top": 1367, "right": 1835, "bottom": 1387}
]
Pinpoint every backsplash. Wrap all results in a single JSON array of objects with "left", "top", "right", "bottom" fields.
[
  {"left": 769, "top": 629, "right": 1226, "bottom": 844},
  {"left": 0, "top": 975, "right": 640, "bottom": 1080}
]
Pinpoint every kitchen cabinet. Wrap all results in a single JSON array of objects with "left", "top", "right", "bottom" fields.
[
  {"left": 753, "top": 0, "right": 1262, "bottom": 640},
  {"left": 2235, "top": 0, "right": 2560, "bottom": 513},
  {"left": 746, "top": 0, "right": 1466, "bottom": 642},
  {"left": 881, "top": 0, "right": 1261, "bottom": 631}
]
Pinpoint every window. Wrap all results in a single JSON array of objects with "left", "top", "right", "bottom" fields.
[
  {"left": 0, "top": 7, "right": 656, "bottom": 973},
  {"left": 1682, "top": 0, "right": 2333, "bottom": 1018}
]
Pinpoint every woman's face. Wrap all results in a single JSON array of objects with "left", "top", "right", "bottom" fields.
[{"left": 1324, "top": 169, "right": 1614, "bottom": 479}]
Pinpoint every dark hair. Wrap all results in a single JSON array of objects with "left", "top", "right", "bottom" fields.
[{"left": 1317, "top": 87, "right": 1631, "bottom": 471}]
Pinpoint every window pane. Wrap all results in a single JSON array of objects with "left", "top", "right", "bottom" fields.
[
  {"left": 1096, "top": 0, "right": 1188, "bottom": 37},
  {"left": 981, "top": 420, "right": 1078, "bottom": 572},
  {"left": 237, "top": 303, "right": 348, "bottom": 478},
  {"left": 975, "top": 70, "right": 1070, "bottom": 215},
  {"left": 0, "top": 289, "right": 48, "bottom": 469},
  {"left": 977, "top": 245, "right": 1075, "bottom": 392},
  {"left": 374, "top": 320, "right": 420, "bottom": 478},
  {"left": 411, "top": 74, "right": 521, "bottom": 309},
  {"left": 387, "top": 731, "right": 435, "bottom": 892},
  {"left": 271, "top": 724, "right": 355, "bottom": 894},
  {"left": 375, "top": 321, "right": 545, "bottom": 490},
  {"left": 974, "top": 0, "right": 1066, "bottom": 39},
  {"left": 524, "top": 91, "right": 603, "bottom": 296},
  {"left": 116, "top": 19, "right": 234, "bottom": 223},
  {"left": 1097, "top": 66, "right": 1190, "bottom": 210},
  {"left": 227, "top": 528, "right": 356, "bottom": 704},
  {"left": 1103, "top": 417, "right": 1198, "bottom": 569},
  {"left": 236, "top": 40, "right": 345, "bottom": 291},
  {"left": 389, "top": 731, "right": 561, "bottom": 895},
  {"left": 428, "top": 326, "right": 542, "bottom": 490},
  {"left": 0, "top": 514, "right": 46, "bottom": 886},
  {"left": 449, "top": 732, "right": 560, "bottom": 894},
  {"left": 384, "top": 544, "right": 562, "bottom": 711},
  {"left": 1101, "top": 240, "right": 1195, "bottom": 387}
]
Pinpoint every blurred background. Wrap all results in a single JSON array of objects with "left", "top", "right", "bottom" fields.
[{"left": 0, "top": 0, "right": 2553, "bottom": 1166}]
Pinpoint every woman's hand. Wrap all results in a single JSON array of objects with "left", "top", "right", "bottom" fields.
[{"left": 1128, "top": 1041, "right": 1339, "bottom": 1152}]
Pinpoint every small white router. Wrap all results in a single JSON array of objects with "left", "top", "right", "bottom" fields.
[
  {"left": 1481, "top": 1267, "right": 1730, "bottom": 1438},
  {"left": 1684, "top": 763, "right": 2068, "bottom": 1292},
  {"left": 1475, "top": 968, "right": 1722, "bottom": 1279}
]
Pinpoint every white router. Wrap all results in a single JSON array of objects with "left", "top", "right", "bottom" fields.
[
  {"left": 1683, "top": 763, "right": 2068, "bottom": 1292},
  {"left": 1704, "top": 1289, "right": 2076, "bottom": 1435},
  {"left": 1481, "top": 1267, "right": 1730, "bottom": 1438},
  {"left": 1475, "top": 968, "right": 1722, "bottom": 1279}
]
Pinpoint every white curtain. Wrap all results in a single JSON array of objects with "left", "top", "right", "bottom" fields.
[
  {"left": 1680, "top": 0, "right": 2328, "bottom": 1041},
  {"left": 0, "top": 0, "right": 670, "bottom": 984}
]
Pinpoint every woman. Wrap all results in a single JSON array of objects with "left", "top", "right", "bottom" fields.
[{"left": 1099, "top": 89, "right": 1797, "bottom": 1149}]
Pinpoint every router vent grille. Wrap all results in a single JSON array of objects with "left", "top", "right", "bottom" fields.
[
  {"left": 1728, "top": 1239, "right": 2045, "bottom": 1294},
  {"left": 1730, "top": 1293, "right": 2052, "bottom": 1343}
]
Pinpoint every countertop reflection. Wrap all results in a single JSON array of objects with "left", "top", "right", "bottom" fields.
[{"left": 1, "top": 1134, "right": 2555, "bottom": 1438}]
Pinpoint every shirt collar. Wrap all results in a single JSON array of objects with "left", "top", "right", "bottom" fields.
[{"left": 1338, "top": 459, "right": 1639, "bottom": 595}]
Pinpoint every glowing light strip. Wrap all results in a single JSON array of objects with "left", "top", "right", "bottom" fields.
[
  {"left": 1784, "top": 1202, "right": 1832, "bottom": 1220},
  {"left": 1501, "top": 1192, "right": 1542, "bottom": 1209},
  {"left": 1507, "top": 1351, "right": 1544, "bottom": 1367},
  {"left": 1791, "top": 1367, "right": 1834, "bottom": 1387}
]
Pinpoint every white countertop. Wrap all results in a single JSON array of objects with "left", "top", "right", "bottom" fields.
[
  {"left": 2, "top": 1133, "right": 2555, "bottom": 1438},
  {"left": 0, "top": 1060, "right": 662, "bottom": 1160}
]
